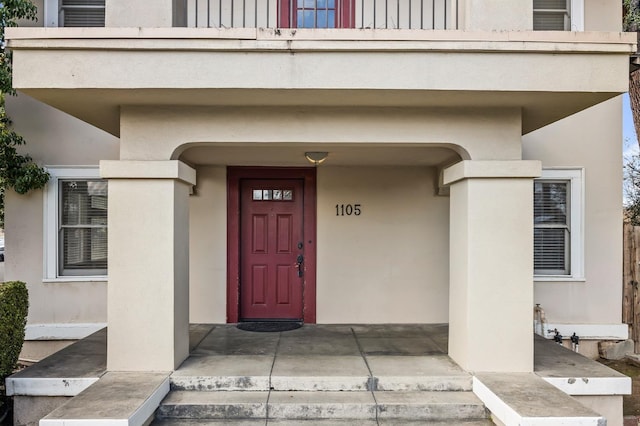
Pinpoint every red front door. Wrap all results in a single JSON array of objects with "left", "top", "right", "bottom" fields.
[{"left": 240, "top": 179, "right": 304, "bottom": 320}]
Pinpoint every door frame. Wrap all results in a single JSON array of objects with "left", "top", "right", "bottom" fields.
[{"left": 227, "top": 167, "right": 317, "bottom": 323}]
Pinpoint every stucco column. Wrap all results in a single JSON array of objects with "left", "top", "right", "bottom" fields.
[
  {"left": 443, "top": 160, "right": 541, "bottom": 372},
  {"left": 100, "top": 160, "right": 196, "bottom": 371}
]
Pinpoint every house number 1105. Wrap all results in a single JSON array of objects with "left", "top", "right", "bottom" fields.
[{"left": 336, "top": 204, "right": 361, "bottom": 216}]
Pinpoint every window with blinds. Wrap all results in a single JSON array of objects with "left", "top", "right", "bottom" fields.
[
  {"left": 60, "top": 0, "right": 105, "bottom": 27},
  {"left": 534, "top": 180, "right": 570, "bottom": 275},
  {"left": 59, "top": 179, "right": 107, "bottom": 276},
  {"left": 533, "top": 0, "right": 570, "bottom": 30}
]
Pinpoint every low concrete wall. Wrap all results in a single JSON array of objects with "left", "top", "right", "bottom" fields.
[
  {"left": 575, "top": 395, "right": 623, "bottom": 426},
  {"left": 13, "top": 396, "right": 71, "bottom": 426}
]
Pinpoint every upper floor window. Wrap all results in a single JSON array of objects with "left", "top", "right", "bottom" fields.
[
  {"left": 45, "top": 167, "right": 108, "bottom": 281},
  {"left": 534, "top": 169, "right": 584, "bottom": 281},
  {"left": 279, "top": 0, "right": 354, "bottom": 28},
  {"left": 45, "top": 0, "right": 105, "bottom": 27},
  {"left": 533, "top": 0, "right": 583, "bottom": 31}
]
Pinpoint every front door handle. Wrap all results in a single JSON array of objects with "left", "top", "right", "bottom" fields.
[{"left": 295, "top": 254, "right": 304, "bottom": 277}]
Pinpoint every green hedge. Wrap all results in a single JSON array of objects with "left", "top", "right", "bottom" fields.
[{"left": 0, "top": 281, "right": 28, "bottom": 383}]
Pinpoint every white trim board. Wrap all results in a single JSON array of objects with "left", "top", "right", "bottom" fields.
[
  {"left": 25, "top": 323, "right": 106, "bottom": 340},
  {"left": 7, "top": 377, "right": 98, "bottom": 397},
  {"left": 543, "top": 323, "right": 628, "bottom": 340},
  {"left": 542, "top": 376, "right": 631, "bottom": 396}
]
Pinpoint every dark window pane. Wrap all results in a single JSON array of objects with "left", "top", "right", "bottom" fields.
[
  {"left": 534, "top": 179, "right": 570, "bottom": 275},
  {"left": 61, "top": 227, "right": 108, "bottom": 275},
  {"left": 59, "top": 179, "right": 108, "bottom": 276}
]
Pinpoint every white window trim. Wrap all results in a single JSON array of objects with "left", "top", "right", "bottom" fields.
[
  {"left": 43, "top": 166, "right": 108, "bottom": 282},
  {"left": 570, "top": 0, "right": 584, "bottom": 31},
  {"left": 44, "top": 0, "right": 59, "bottom": 27},
  {"left": 534, "top": 168, "right": 585, "bottom": 282}
]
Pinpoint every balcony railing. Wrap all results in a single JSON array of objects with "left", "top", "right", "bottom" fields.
[{"left": 186, "top": 0, "right": 458, "bottom": 30}]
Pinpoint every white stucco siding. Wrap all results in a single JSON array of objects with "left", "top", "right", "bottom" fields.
[{"left": 523, "top": 96, "right": 623, "bottom": 325}]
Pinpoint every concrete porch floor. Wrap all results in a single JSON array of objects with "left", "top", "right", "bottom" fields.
[{"left": 7, "top": 324, "right": 631, "bottom": 425}]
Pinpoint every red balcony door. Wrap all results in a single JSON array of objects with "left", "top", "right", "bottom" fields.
[
  {"left": 239, "top": 179, "right": 305, "bottom": 320},
  {"left": 279, "top": 0, "right": 355, "bottom": 28}
]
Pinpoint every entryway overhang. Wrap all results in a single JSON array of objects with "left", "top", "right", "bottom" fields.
[{"left": 7, "top": 27, "right": 635, "bottom": 137}]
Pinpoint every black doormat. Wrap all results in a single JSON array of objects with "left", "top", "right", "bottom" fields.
[{"left": 237, "top": 321, "right": 302, "bottom": 333}]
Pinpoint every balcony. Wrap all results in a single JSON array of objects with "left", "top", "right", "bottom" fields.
[
  {"left": 185, "top": 0, "right": 457, "bottom": 30},
  {"left": 5, "top": 0, "right": 635, "bottom": 139}
]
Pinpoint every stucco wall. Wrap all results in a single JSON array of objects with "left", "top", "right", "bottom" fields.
[
  {"left": 523, "top": 97, "right": 623, "bottom": 325},
  {"left": 4, "top": 93, "right": 119, "bottom": 325},
  {"left": 584, "top": 0, "right": 621, "bottom": 32},
  {"left": 189, "top": 166, "right": 227, "bottom": 323},
  {"left": 316, "top": 166, "right": 449, "bottom": 323}
]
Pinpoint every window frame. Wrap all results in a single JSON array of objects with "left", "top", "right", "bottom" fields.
[
  {"left": 44, "top": 0, "right": 106, "bottom": 28},
  {"left": 278, "top": 0, "right": 355, "bottom": 28},
  {"left": 534, "top": 168, "right": 584, "bottom": 282},
  {"left": 44, "top": 167, "right": 108, "bottom": 282}
]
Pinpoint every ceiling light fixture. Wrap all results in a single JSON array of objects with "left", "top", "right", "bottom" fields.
[{"left": 304, "top": 152, "right": 329, "bottom": 165}]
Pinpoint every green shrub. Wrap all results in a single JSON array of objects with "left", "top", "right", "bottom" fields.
[{"left": 0, "top": 281, "right": 28, "bottom": 384}]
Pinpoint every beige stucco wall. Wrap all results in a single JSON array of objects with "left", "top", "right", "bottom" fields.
[
  {"left": 106, "top": 0, "right": 175, "bottom": 27},
  {"left": 4, "top": 93, "right": 119, "bottom": 325},
  {"left": 316, "top": 166, "right": 449, "bottom": 323},
  {"left": 523, "top": 97, "right": 623, "bottom": 325},
  {"left": 584, "top": 0, "right": 621, "bottom": 32},
  {"left": 189, "top": 166, "right": 227, "bottom": 323}
]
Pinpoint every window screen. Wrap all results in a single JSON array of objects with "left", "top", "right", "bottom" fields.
[
  {"left": 60, "top": 0, "right": 105, "bottom": 27},
  {"left": 59, "top": 179, "right": 107, "bottom": 276},
  {"left": 533, "top": 0, "right": 569, "bottom": 30},
  {"left": 534, "top": 180, "right": 570, "bottom": 275}
]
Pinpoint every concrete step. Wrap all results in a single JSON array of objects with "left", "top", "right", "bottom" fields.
[
  {"left": 155, "top": 390, "right": 489, "bottom": 422},
  {"left": 170, "top": 355, "right": 472, "bottom": 392}
]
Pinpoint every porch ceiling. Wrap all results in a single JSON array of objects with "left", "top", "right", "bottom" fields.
[
  {"left": 19, "top": 88, "right": 615, "bottom": 138},
  {"left": 7, "top": 28, "right": 635, "bottom": 137}
]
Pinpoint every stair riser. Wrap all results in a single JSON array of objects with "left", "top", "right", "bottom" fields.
[
  {"left": 157, "top": 403, "right": 486, "bottom": 421},
  {"left": 377, "top": 403, "right": 488, "bottom": 420},
  {"left": 171, "top": 376, "right": 270, "bottom": 392},
  {"left": 268, "top": 403, "right": 375, "bottom": 419},
  {"left": 376, "top": 377, "right": 472, "bottom": 392},
  {"left": 157, "top": 403, "right": 266, "bottom": 419},
  {"left": 170, "top": 376, "right": 472, "bottom": 392}
]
